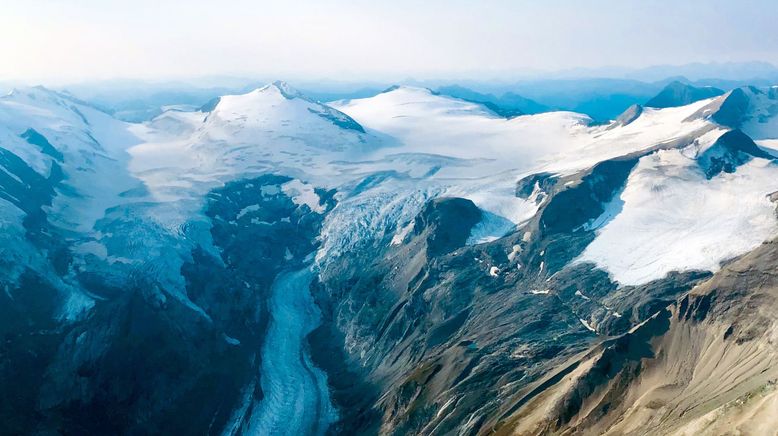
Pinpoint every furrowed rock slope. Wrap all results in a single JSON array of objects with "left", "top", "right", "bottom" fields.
[{"left": 501, "top": 238, "right": 778, "bottom": 436}]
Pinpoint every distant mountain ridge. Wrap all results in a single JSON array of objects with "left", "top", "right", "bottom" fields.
[
  {"left": 645, "top": 80, "right": 725, "bottom": 108},
  {"left": 55, "top": 64, "right": 778, "bottom": 124},
  {"left": 434, "top": 85, "right": 549, "bottom": 117}
]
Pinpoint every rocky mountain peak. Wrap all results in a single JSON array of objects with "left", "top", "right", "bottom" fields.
[
  {"left": 645, "top": 80, "right": 724, "bottom": 108},
  {"left": 413, "top": 197, "right": 482, "bottom": 256}
]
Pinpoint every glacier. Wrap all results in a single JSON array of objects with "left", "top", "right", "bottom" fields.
[{"left": 3, "top": 80, "right": 778, "bottom": 434}]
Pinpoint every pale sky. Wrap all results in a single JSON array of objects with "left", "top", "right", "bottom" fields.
[{"left": 2, "top": 0, "right": 778, "bottom": 83}]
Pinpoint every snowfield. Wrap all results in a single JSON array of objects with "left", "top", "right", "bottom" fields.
[
  {"left": 579, "top": 149, "right": 778, "bottom": 285},
  {"left": 4, "top": 81, "right": 778, "bottom": 435},
  {"left": 3, "top": 81, "right": 778, "bottom": 311},
  {"left": 0, "top": 87, "right": 143, "bottom": 233}
]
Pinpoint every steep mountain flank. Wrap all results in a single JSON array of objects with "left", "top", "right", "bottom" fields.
[
  {"left": 645, "top": 81, "right": 724, "bottom": 109},
  {"left": 687, "top": 86, "right": 778, "bottom": 138},
  {"left": 697, "top": 129, "right": 773, "bottom": 177},
  {"left": 311, "top": 155, "right": 712, "bottom": 435},
  {"left": 501, "top": 237, "right": 778, "bottom": 436},
  {"left": 608, "top": 104, "right": 643, "bottom": 128}
]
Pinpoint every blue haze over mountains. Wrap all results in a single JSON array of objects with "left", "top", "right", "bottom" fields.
[{"left": 16, "top": 61, "right": 778, "bottom": 123}]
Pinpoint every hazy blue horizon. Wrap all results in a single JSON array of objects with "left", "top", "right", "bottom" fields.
[
  {"left": 3, "top": 0, "right": 778, "bottom": 84},
  {"left": 3, "top": 61, "right": 778, "bottom": 90}
]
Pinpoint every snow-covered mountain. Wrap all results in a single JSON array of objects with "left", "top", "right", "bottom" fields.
[{"left": 2, "top": 81, "right": 778, "bottom": 435}]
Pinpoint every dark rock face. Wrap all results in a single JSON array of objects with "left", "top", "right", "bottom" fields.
[
  {"left": 0, "top": 144, "right": 64, "bottom": 249},
  {"left": 307, "top": 106, "right": 366, "bottom": 132},
  {"left": 686, "top": 85, "right": 778, "bottom": 130},
  {"left": 711, "top": 87, "right": 753, "bottom": 128},
  {"left": 500, "top": 240, "right": 778, "bottom": 435},
  {"left": 516, "top": 172, "right": 557, "bottom": 203},
  {"left": 539, "top": 157, "right": 638, "bottom": 235},
  {"left": 0, "top": 173, "right": 334, "bottom": 435},
  {"left": 0, "top": 271, "right": 64, "bottom": 434},
  {"left": 413, "top": 197, "right": 482, "bottom": 256},
  {"left": 199, "top": 96, "right": 221, "bottom": 112},
  {"left": 609, "top": 103, "right": 642, "bottom": 128},
  {"left": 21, "top": 128, "right": 64, "bottom": 162},
  {"left": 480, "top": 101, "right": 525, "bottom": 118},
  {"left": 645, "top": 81, "right": 724, "bottom": 108},
  {"left": 545, "top": 307, "right": 674, "bottom": 431},
  {"left": 38, "top": 284, "right": 257, "bottom": 435},
  {"left": 698, "top": 129, "right": 774, "bottom": 178}
]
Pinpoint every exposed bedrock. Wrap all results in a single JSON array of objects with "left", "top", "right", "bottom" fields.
[
  {"left": 312, "top": 157, "right": 709, "bottom": 435},
  {"left": 502, "top": 239, "right": 778, "bottom": 435},
  {"left": 1, "top": 173, "right": 335, "bottom": 435}
]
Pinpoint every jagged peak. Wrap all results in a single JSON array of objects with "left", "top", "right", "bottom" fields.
[
  {"left": 681, "top": 85, "right": 773, "bottom": 128},
  {"left": 4, "top": 85, "right": 61, "bottom": 102},
  {"left": 609, "top": 103, "right": 643, "bottom": 128},
  {"left": 707, "top": 87, "right": 755, "bottom": 128}
]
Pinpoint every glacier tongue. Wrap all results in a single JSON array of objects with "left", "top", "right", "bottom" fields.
[{"left": 247, "top": 268, "right": 337, "bottom": 436}]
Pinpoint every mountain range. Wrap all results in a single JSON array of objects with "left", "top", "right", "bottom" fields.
[
  {"left": 2, "top": 78, "right": 778, "bottom": 435},
  {"left": 33, "top": 62, "right": 777, "bottom": 124}
]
